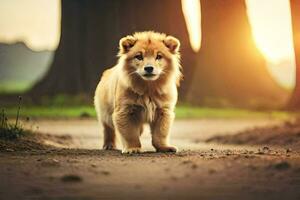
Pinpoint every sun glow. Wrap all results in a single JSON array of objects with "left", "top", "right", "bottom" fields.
[
  {"left": 182, "top": 0, "right": 295, "bottom": 88},
  {"left": 181, "top": 0, "right": 201, "bottom": 52},
  {"left": 246, "top": 0, "right": 294, "bottom": 64},
  {"left": 0, "top": 0, "right": 60, "bottom": 51},
  {"left": 246, "top": 0, "right": 295, "bottom": 88}
]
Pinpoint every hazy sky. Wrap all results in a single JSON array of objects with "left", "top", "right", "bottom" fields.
[
  {"left": 0, "top": 0, "right": 60, "bottom": 51},
  {"left": 246, "top": 0, "right": 294, "bottom": 63},
  {"left": 0, "top": 0, "right": 295, "bottom": 88},
  {"left": 246, "top": 0, "right": 295, "bottom": 88}
]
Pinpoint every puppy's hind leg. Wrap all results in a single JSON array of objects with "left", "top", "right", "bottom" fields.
[{"left": 102, "top": 122, "right": 117, "bottom": 150}]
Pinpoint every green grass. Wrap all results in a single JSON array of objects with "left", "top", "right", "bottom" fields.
[
  {"left": 0, "top": 81, "right": 32, "bottom": 94},
  {"left": 2, "top": 105, "right": 296, "bottom": 120},
  {"left": 175, "top": 106, "right": 293, "bottom": 119},
  {"left": 0, "top": 103, "right": 31, "bottom": 140},
  {"left": 0, "top": 123, "right": 31, "bottom": 140},
  {"left": 4, "top": 106, "right": 96, "bottom": 118}
]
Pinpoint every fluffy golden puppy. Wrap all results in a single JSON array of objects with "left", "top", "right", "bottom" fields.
[{"left": 94, "top": 31, "right": 182, "bottom": 153}]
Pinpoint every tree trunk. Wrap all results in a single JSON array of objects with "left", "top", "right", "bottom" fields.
[
  {"left": 29, "top": 0, "right": 195, "bottom": 99},
  {"left": 185, "top": 0, "right": 287, "bottom": 108},
  {"left": 287, "top": 0, "right": 300, "bottom": 109},
  {"left": 29, "top": 0, "right": 121, "bottom": 97}
]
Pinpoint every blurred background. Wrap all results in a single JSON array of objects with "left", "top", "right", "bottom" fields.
[{"left": 1, "top": 0, "right": 300, "bottom": 115}]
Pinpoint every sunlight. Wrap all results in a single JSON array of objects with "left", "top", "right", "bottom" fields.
[
  {"left": 0, "top": 0, "right": 60, "bottom": 51},
  {"left": 246, "top": 0, "right": 295, "bottom": 88},
  {"left": 246, "top": 0, "right": 294, "bottom": 64},
  {"left": 181, "top": 0, "right": 201, "bottom": 52},
  {"left": 182, "top": 0, "right": 295, "bottom": 88}
]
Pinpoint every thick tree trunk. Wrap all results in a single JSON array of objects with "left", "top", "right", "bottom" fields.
[
  {"left": 287, "top": 0, "right": 300, "bottom": 109},
  {"left": 29, "top": 0, "right": 194, "bottom": 99},
  {"left": 30, "top": 0, "right": 121, "bottom": 97},
  {"left": 185, "top": 0, "right": 287, "bottom": 107}
]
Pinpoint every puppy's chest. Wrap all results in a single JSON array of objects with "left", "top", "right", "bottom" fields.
[{"left": 137, "top": 95, "right": 161, "bottom": 122}]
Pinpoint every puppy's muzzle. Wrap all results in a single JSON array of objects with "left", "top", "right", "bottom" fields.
[{"left": 143, "top": 65, "right": 155, "bottom": 77}]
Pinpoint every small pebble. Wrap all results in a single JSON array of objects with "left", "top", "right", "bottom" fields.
[
  {"left": 191, "top": 164, "right": 198, "bottom": 169},
  {"left": 181, "top": 160, "right": 192, "bottom": 165},
  {"left": 101, "top": 170, "right": 110, "bottom": 175},
  {"left": 61, "top": 174, "right": 82, "bottom": 183},
  {"left": 273, "top": 161, "right": 291, "bottom": 170},
  {"left": 261, "top": 146, "right": 271, "bottom": 154},
  {"left": 5, "top": 148, "right": 14, "bottom": 152}
]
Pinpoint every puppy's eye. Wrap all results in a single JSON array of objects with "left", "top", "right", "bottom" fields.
[
  {"left": 134, "top": 54, "right": 143, "bottom": 61},
  {"left": 156, "top": 54, "right": 163, "bottom": 60}
]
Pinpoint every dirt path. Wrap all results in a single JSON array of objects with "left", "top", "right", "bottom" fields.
[
  {"left": 27, "top": 118, "right": 281, "bottom": 150},
  {"left": 1, "top": 118, "right": 300, "bottom": 200}
]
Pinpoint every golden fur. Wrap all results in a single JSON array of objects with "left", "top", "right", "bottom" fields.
[{"left": 94, "top": 31, "right": 182, "bottom": 153}]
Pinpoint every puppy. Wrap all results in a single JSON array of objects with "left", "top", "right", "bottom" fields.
[{"left": 94, "top": 31, "right": 182, "bottom": 153}]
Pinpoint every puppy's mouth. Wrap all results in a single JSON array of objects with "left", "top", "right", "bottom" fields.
[
  {"left": 143, "top": 73, "right": 156, "bottom": 77},
  {"left": 141, "top": 73, "right": 159, "bottom": 80}
]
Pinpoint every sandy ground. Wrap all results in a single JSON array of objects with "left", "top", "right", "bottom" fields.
[
  {"left": 1, "top": 118, "right": 300, "bottom": 200},
  {"left": 25, "top": 118, "right": 281, "bottom": 150}
]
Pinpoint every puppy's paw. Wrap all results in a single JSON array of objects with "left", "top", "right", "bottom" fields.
[
  {"left": 156, "top": 145, "right": 178, "bottom": 153},
  {"left": 122, "top": 147, "right": 142, "bottom": 154},
  {"left": 103, "top": 143, "right": 117, "bottom": 150}
]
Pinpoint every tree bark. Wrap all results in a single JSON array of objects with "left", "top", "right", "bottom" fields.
[
  {"left": 287, "top": 0, "right": 300, "bottom": 109},
  {"left": 30, "top": 0, "right": 121, "bottom": 97},
  {"left": 185, "top": 0, "right": 287, "bottom": 107}
]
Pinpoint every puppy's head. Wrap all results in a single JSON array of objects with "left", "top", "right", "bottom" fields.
[{"left": 118, "top": 31, "right": 181, "bottom": 82}]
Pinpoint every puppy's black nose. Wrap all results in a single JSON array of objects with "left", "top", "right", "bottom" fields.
[{"left": 144, "top": 66, "right": 154, "bottom": 73}]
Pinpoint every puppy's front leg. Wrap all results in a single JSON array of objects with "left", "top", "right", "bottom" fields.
[
  {"left": 113, "top": 105, "right": 143, "bottom": 154},
  {"left": 151, "top": 108, "right": 177, "bottom": 153}
]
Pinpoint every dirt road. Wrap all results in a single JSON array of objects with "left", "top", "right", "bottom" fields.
[
  {"left": 1, "top": 118, "right": 300, "bottom": 200},
  {"left": 28, "top": 118, "right": 281, "bottom": 150}
]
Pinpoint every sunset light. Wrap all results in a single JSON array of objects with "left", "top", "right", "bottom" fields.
[
  {"left": 0, "top": 0, "right": 60, "bottom": 51},
  {"left": 182, "top": 0, "right": 295, "bottom": 88},
  {"left": 246, "top": 0, "right": 294, "bottom": 64},
  {"left": 246, "top": 0, "right": 295, "bottom": 88},
  {"left": 181, "top": 0, "right": 201, "bottom": 52}
]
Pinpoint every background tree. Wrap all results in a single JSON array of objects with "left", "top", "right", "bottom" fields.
[
  {"left": 287, "top": 0, "right": 300, "bottom": 109},
  {"left": 185, "top": 0, "right": 286, "bottom": 107}
]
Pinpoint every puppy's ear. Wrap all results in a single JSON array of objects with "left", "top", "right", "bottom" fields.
[
  {"left": 119, "top": 35, "right": 137, "bottom": 54},
  {"left": 163, "top": 36, "right": 180, "bottom": 54}
]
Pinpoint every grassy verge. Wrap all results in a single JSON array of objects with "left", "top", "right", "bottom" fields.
[
  {"left": 175, "top": 106, "right": 294, "bottom": 120},
  {"left": 0, "top": 81, "right": 32, "bottom": 94},
  {"left": 2, "top": 105, "right": 296, "bottom": 120},
  {"left": 1, "top": 97, "right": 32, "bottom": 140}
]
